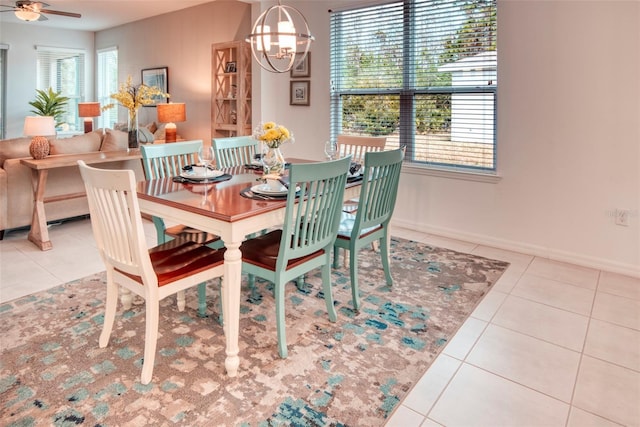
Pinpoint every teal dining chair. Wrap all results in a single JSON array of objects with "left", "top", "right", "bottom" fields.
[
  {"left": 140, "top": 141, "right": 223, "bottom": 317},
  {"left": 240, "top": 156, "right": 351, "bottom": 358},
  {"left": 212, "top": 136, "right": 258, "bottom": 168},
  {"left": 333, "top": 148, "right": 403, "bottom": 310}
]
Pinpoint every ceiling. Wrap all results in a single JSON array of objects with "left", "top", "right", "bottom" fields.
[{"left": 0, "top": 0, "right": 226, "bottom": 32}]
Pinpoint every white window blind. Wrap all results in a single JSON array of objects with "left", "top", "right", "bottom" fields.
[
  {"left": 97, "top": 47, "right": 118, "bottom": 129},
  {"left": 35, "top": 45, "right": 86, "bottom": 131},
  {"left": 330, "top": 0, "right": 497, "bottom": 171}
]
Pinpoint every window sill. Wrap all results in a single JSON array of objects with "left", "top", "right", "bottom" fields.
[{"left": 402, "top": 163, "right": 502, "bottom": 183}]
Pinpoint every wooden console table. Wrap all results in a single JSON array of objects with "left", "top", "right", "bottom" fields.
[{"left": 20, "top": 150, "right": 142, "bottom": 251}]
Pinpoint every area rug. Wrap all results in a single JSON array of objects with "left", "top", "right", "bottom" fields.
[{"left": 0, "top": 237, "right": 509, "bottom": 426}]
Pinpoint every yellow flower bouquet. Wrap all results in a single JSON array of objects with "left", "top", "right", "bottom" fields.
[
  {"left": 102, "top": 75, "right": 169, "bottom": 121},
  {"left": 253, "top": 121, "right": 294, "bottom": 149},
  {"left": 102, "top": 75, "right": 169, "bottom": 148}
]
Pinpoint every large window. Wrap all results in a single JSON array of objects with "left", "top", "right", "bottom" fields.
[
  {"left": 36, "top": 46, "right": 86, "bottom": 132},
  {"left": 97, "top": 47, "right": 118, "bottom": 129},
  {"left": 330, "top": 0, "right": 497, "bottom": 171}
]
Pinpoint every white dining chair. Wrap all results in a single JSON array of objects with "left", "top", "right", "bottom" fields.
[
  {"left": 337, "top": 134, "right": 387, "bottom": 164},
  {"left": 78, "top": 160, "right": 226, "bottom": 384}
]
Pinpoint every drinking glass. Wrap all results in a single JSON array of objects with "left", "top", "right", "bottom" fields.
[
  {"left": 198, "top": 146, "right": 215, "bottom": 172},
  {"left": 324, "top": 140, "right": 338, "bottom": 160}
]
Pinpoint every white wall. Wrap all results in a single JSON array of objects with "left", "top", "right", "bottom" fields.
[
  {"left": 0, "top": 23, "right": 94, "bottom": 138},
  {"left": 259, "top": 0, "right": 639, "bottom": 276},
  {"left": 95, "top": 1, "right": 252, "bottom": 141}
]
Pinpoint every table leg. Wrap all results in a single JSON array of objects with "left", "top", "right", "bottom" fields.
[
  {"left": 222, "top": 240, "right": 242, "bottom": 377},
  {"left": 27, "top": 169, "right": 52, "bottom": 251}
]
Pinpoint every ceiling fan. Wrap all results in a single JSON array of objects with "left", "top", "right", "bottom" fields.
[{"left": 0, "top": 1, "right": 81, "bottom": 22}]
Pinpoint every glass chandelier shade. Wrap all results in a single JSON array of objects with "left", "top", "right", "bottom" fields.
[
  {"left": 246, "top": 1, "right": 314, "bottom": 73},
  {"left": 15, "top": 9, "right": 40, "bottom": 21}
]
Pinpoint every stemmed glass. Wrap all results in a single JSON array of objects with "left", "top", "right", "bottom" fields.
[
  {"left": 197, "top": 146, "right": 215, "bottom": 204},
  {"left": 324, "top": 140, "right": 338, "bottom": 160},
  {"left": 198, "top": 146, "right": 215, "bottom": 173}
]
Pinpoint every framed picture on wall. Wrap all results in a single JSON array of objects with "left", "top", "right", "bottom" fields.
[
  {"left": 225, "top": 61, "right": 237, "bottom": 73},
  {"left": 141, "top": 67, "right": 168, "bottom": 107},
  {"left": 290, "top": 52, "right": 310, "bottom": 78},
  {"left": 290, "top": 80, "right": 310, "bottom": 106}
]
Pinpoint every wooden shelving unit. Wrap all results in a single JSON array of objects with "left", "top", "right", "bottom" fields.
[{"left": 212, "top": 41, "right": 252, "bottom": 138}]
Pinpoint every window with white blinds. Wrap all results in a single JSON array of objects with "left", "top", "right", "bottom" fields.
[
  {"left": 35, "top": 46, "right": 86, "bottom": 132},
  {"left": 330, "top": 0, "right": 497, "bottom": 171},
  {"left": 97, "top": 47, "right": 118, "bottom": 129}
]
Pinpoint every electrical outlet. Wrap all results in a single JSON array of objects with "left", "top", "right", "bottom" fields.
[{"left": 615, "top": 209, "right": 630, "bottom": 226}]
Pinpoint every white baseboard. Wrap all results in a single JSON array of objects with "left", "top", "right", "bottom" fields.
[{"left": 391, "top": 219, "right": 640, "bottom": 279}]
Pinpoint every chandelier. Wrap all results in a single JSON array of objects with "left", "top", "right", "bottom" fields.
[{"left": 246, "top": 1, "right": 314, "bottom": 73}]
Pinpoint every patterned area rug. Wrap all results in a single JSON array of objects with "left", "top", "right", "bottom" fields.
[{"left": 0, "top": 238, "right": 508, "bottom": 426}]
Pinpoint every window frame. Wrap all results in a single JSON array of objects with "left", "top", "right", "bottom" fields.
[
  {"left": 330, "top": 0, "right": 499, "bottom": 180},
  {"left": 97, "top": 46, "right": 118, "bottom": 129},
  {"left": 35, "top": 45, "right": 87, "bottom": 132}
]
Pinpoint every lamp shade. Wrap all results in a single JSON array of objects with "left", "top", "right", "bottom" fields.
[
  {"left": 78, "top": 102, "right": 101, "bottom": 117},
  {"left": 23, "top": 116, "right": 56, "bottom": 136},
  {"left": 157, "top": 103, "right": 186, "bottom": 123}
]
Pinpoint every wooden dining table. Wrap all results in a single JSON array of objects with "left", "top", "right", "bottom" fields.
[{"left": 135, "top": 159, "right": 362, "bottom": 377}]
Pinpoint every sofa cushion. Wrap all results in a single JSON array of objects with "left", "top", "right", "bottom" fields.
[
  {"left": 138, "top": 127, "right": 154, "bottom": 143},
  {"left": 146, "top": 121, "right": 158, "bottom": 134},
  {"left": 49, "top": 131, "right": 102, "bottom": 155},
  {"left": 153, "top": 123, "right": 166, "bottom": 140},
  {"left": 0, "top": 137, "right": 31, "bottom": 167},
  {"left": 100, "top": 129, "right": 129, "bottom": 151}
]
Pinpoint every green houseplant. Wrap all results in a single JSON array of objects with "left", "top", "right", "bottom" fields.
[{"left": 28, "top": 88, "right": 70, "bottom": 127}]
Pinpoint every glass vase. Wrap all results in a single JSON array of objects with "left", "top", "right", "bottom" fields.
[
  {"left": 127, "top": 110, "right": 139, "bottom": 149},
  {"left": 262, "top": 145, "right": 285, "bottom": 176}
]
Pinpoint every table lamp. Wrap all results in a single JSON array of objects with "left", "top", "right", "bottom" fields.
[
  {"left": 24, "top": 116, "right": 56, "bottom": 159},
  {"left": 78, "top": 102, "right": 101, "bottom": 133},
  {"left": 157, "top": 102, "right": 186, "bottom": 143}
]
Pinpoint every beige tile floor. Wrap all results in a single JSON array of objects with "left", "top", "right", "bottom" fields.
[{"left": 1, "top": 218, "right": 638, "bottom": 426}]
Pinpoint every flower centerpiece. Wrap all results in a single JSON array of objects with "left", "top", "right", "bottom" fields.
[
  {"left": 253, "top": 121, "right": 294, "bottom": 175},
  {"left": 103, "top": 76, "right": 169, "bottom": 148}
]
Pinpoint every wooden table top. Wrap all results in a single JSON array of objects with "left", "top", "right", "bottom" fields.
[
  {"left": 136, "top": 158, "right": 361, "bottom": 224},
  {"left": 137, "top": 166, "right": 287, "bottom": 223},
  {"left": 20, "top": 149, "right": 141, "bottom": 170}
]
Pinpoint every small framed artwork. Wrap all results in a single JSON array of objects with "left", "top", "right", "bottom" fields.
[
  {"left": 141, "top": 67, "right": 168, "bottom": 107},
  {"left": 290, "top": 52, "right": 311, "bottom": 78},
  {"left": 290, "top": 80, "right": 310, "bottom": 106},
  {"left": 225, "top": 61, "right": 237, "bottom": 73}
]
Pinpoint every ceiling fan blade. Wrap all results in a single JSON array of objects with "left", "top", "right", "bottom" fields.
[{"left": 39, "top": 9, "right": 81, "bottom": 18}]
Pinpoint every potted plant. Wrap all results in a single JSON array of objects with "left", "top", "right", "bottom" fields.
[{"left": 28, "top": 88, "right": 70, "bottom": 127}]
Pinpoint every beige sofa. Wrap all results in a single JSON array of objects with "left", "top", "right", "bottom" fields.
[{"left": 0, "top": 129, "right": 145, "bottom": 239}]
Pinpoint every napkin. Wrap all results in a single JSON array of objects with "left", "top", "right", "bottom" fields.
[{"left": 349, "top": 162, "right": 362, "bottom": 176}]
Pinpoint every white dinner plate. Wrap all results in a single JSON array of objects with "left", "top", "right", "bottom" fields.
[
  {"left": 251, "top": 184, "right": 300, "bottom": 196},
  {"left": 180, "top": 169, "right": 224, "bottom": 180},
  {"left": 251, "top": 184, "right": 288, "bottom": 196}
]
